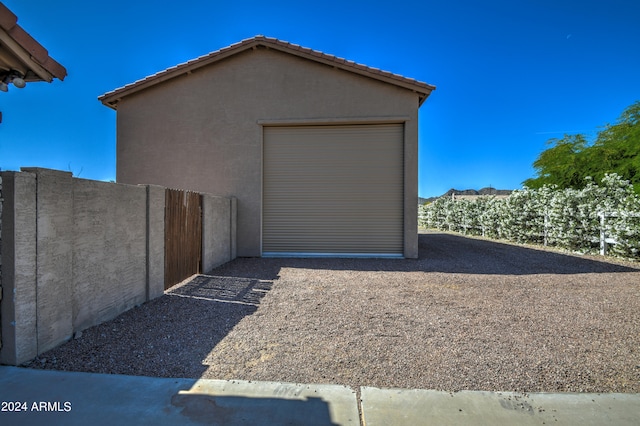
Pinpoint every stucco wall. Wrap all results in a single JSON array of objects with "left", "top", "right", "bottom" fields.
[
  {"left": 71, "top": 177, "right": 148, "bottom": 334},
  {"left": 146, "top": 185, "right": 166, "bottom": 300},
  {"left": 202, "top": 195, "right": 237, "bottom": 271},
  {"left": 115, "top": 47, "right": 420, "bottom": 258},
  {"left": 0, "top": 171, "right": 37, "bottom": 364},
  {"left": 0, "top": 175, "right": 3, "bottom": 352},
  {"left": 25, "top": 168, "right": 75, "bottom": 354},
  {"left": 0, "top": 168, "right": 236, "bottom": 365}
]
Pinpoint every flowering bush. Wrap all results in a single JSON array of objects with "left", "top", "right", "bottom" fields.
[{"left": 419, "top": 174, "right": 640, "bottom": 259}]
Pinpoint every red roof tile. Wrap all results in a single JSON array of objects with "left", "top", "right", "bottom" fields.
[
  {"left": 99, "top": 35, "right": 435, "bottom": 109},
  {"left": 0, "top": 2, "right": 67, "bottom": 82}
]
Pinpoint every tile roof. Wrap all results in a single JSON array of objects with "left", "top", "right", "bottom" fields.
[
  {"left": 0, "top": 2, "right": 67, "bottom": 82},
  {"left": 99, "top": 35, "right": 435, "bottom": 109}
]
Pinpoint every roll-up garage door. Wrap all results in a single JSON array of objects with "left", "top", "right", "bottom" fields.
[{"left": 263, "top": 123, "right": 404, "bottom": 256}]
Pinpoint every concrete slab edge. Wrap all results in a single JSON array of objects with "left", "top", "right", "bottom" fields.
[
  {"left": 360, "top": 386, "right": 640, "bottom": 426},
  {"left": 0, "top": 367, "right": 360, "bottom": 425},
  {"left": 1, "top": 367, "right": 639, "bottom": 426}
]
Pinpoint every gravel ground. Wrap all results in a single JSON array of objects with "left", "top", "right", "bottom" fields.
[{"left": 24, "top": 231, "right": 640, "bottom": 393}]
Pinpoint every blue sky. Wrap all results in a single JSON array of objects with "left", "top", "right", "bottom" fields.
[{"left": 1, "top": 0, "right": 639, "bottom": 197}]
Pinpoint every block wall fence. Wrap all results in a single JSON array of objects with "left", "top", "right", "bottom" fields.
[{"left": 0, "top": 168, "right": 236, "bottom": 365}]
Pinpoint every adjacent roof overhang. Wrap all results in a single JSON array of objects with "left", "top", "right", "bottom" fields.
[
  {"left": 0, "top": 2, "right": 67, "bottom": 84},
  {"left": 99, "top": 35, "right": 435, "bottom": 110}
]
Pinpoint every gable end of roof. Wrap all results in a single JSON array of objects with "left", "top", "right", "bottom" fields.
[{"left": 99, "top": 36, "right": 435, "bottom": 110}]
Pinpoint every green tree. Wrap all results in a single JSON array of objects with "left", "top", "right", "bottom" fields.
[
  {"left": 524, "top": 134, "right": 590, "bottom": 189},
  {"left": 524, "top": 101, "right": 640, "bottom": 193},
  {"left": 590, "top": 101, "right": 640, "bottom": 191}
]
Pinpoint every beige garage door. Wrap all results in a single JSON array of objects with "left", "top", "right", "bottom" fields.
[{"left": 263, "top": 123, "right": 404, "bottom": 256}]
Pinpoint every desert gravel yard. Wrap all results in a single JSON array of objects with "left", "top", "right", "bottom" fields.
[{"left": 25, "top": 231, "right": 640, "bottom": 393}]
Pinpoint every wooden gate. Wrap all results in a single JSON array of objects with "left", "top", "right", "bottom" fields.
[{"left": 165, "top": 188, "right": 202, "bottom": 289}]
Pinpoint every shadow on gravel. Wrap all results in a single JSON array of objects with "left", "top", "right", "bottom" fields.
[
  {"left": 413, "top": 232, "right": 639, "bottom": 275},
  {"left": 21, "top": 232, "right": 639, "bottom": 386},
  {"left": 210, "top": 232, "right": 639, "bottom": 277},
  {"left": 166, "top": 275, "right": 273, "bottom": 306},
  {"left": 24, "top": 275, "right": 274, "bottom": 378}
]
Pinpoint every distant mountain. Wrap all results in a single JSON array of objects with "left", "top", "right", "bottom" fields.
[
  {"left": 445, "top": 187, "right": 513, "bottom": 197},
  {"left": 420, "top": 187, "right": 513, "bottom": 204}
]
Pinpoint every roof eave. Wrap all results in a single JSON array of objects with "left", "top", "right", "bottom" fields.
[
  {"left": 0, "top": 3, "right": 67, "bottom": 82},
  {"left": 97, "top": 49, "right": 238, "bottom": 109},
  {"left": 259, "top": 40, "right": 435, "bottom": 105},
  {"left": 98, "top": 39, "right": 263, "bottom": 109}
]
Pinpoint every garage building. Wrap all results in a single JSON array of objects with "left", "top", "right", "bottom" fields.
[{"left": 99, "top": 36, "right": 435, "bottom": 258}]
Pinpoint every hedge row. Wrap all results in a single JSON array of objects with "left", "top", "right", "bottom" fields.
[{"left": 419, "top": 174, "right": 640, "bottom": 259}]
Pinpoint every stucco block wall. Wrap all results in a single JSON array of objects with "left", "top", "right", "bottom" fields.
[
  {"left": 22, "top": 168, "right": 74, "bottom": 354},
  {"left": 202, "top": 195, "right": 237, "bottom": 272},
  {"left": 0, "top": 175, "right": 3, "bottom": 352},
  {"left": 0, "top": 168, "right": 236, "bottom": 365},
  {"left": 115, "top": 47, "right": 420, "bottom": 258},
  {"left": 0, "top": 172, "right": 37, "bottom": 364},
  {"left": 71, "top": 177, "right": 147, "bottom": 333},
  {"left": 146, "top": 185, "right": 165, "bottom": 300}
]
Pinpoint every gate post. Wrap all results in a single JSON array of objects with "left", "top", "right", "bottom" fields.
[{"left": 145, "top": 185, "right": 165, "bottom": 300}]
